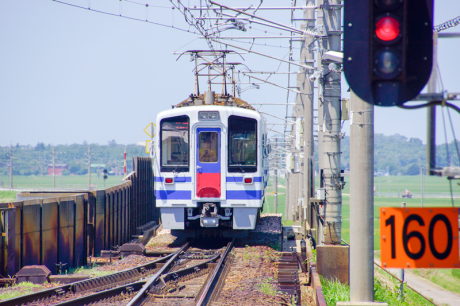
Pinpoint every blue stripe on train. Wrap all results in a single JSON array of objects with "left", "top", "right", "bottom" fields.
[
  {"left": 154, "top": 177, "right": 192, "bottom": 182},
  {"left": 226, "top": 177, "right": 262, "bottom": 182},
  {"left": 155, "top": 190, "right": 192, "bottom": 200},
  {"left": 155, "top": 190, "right": 262, "bottom": 200},
  {"left": 226, "top": 190, "right": 262, "bottom": 200}
]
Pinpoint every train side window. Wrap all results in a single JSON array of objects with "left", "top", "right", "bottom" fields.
[
  {"left": 160, "top": 115, "right": 189, "bottom": 172},
  {"left": 228, "top": 115, "right": 257, "bottom": 173}
]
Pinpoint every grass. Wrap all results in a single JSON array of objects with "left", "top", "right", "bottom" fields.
[
  {"left": 69, "top": 265, "right": 114, "bottom": 278},
  {"left": 320, "top": 266, "right": 434, "bottom": 306},
  {"left": 263, "top": 175, "right": 459, "bottom": 226},
  {"left": 0, "top": 174, "right": 126, "bottom": 191},
  {"left": 320, "top": 276, "right": 350, "bottom": 306},
  {"left": 340, "top": 195, "right": 456, "bottom": 251},
  {"left": 411, "top": 268, "right": 460, "bottom": 294},
  {"left": 264, "top": 175, "right": 460, "bottom": 297},
  {"left": 257, "top": 277, "right": 279, "bottom": 296},
  {"left": 0, "top": 281, "right": 44, "bottom": 301},
  {"left": 0, "top": 190, "right": 18, "bottom": 202}
]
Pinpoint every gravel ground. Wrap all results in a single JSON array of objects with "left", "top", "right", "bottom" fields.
[
  {"left": 237, "top": 214, "right": 282, "bottom": 249},
  {"left": 145, "top": 214, "right": 283, "bottom": 251},
  {"left": 145, "top": 229, "right": 188, "bottom": 252},
  {"left": 210, "top": 245, "right": 291, "bottom": 306}
]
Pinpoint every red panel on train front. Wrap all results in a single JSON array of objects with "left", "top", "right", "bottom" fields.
[{"left": 197, "top": 173, "right": 221, "bottom": 198}]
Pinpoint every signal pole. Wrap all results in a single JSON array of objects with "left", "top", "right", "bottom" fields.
[
  {"left": 350, "top": 90, "right": 374, "bottom": 302},
  {"left": 427, "top": 32, "right": 438, "bottom": 174}
]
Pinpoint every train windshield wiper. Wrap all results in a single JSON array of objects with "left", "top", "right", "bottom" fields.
[{"left": 231, "top": 164, "right": 245, "bottom": 173}]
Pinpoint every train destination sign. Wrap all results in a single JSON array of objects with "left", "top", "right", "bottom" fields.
[{"left": 380, "top": 207, "right": 459, "bottom": 268}]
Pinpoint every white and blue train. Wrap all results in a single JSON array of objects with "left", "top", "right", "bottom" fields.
[{"left": 152, "top": 92, "right": 270, "bottom": 237}]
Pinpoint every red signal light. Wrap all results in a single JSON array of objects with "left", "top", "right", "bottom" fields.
[
  {"left": 244, "top": 178, "right": 252, "bottom": 184},
  {"left": 165, "top": 178, "right": 174, "bottom": 184},
  {"left": 375, "top": 17, "right": 400, "bottom": 41}
]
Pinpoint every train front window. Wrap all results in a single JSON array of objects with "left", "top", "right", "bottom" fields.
[
  {"left": 228, "top": 115, "right": 257, "bottom": 173},
  {"left": 198, "top": 132, "right": 219, "bottom": 163},
  {"left": 160, "top": 116, "right": 189, "bottom": 172}
]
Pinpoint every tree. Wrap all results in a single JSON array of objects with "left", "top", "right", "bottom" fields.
[
  {"left": 35, "top": 142, "right": 45, "bottom": 151},
  {"left": 405, "top": 163, "right": 420, "bottom": 176}
]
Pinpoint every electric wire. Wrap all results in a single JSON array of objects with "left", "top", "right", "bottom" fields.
[
  {"left": 398, "top": 101, "right": 460, "bottom": 114},
  {"left": 53, "top": 0, "right": 200, "bottom": 34},
  {"left": 434, "top": 15, "right": 460, "bottom": 32}
]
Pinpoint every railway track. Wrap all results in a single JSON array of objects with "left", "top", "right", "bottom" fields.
[
  {"left": 0, "top": 250, "right": 178, "bottom": 306},
  {"left": 127, "top": 238, "right": 236, "bottom": 306},
  {"left": 1, "top": 239, "right": 236, "bottom": 306}
]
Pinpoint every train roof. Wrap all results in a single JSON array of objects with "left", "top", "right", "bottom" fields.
[{"left": 174, "top": 93, "right": 255, "bottom": 111}]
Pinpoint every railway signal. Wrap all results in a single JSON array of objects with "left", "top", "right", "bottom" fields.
[{"left": 344, "top": 0, "right": 434, "bottom": 106}]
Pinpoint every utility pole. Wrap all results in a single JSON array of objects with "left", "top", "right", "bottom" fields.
[
  {"left": 302, "top": 0, "right": 315, "bottom": 230},
  {"left": 427, "top": 32, "right": 438, "bottom": 175},
  {"left": 274, "top": 138, "right": 278, "bottom": 214},
  {"left": 320, "top": 0, "right": 343, "bottom": 245},
  {"left": 53, "top": 147, "right": 55, "bottom": 189},
  {"left": 421, "top": 162, "right": 424, "bottom": 207},
  {"left": 387, "top": 167, "right": 390, "bottom": 198},
  {"left": 88, "top": 146, "right": 91, "bottom": 190},
  {"left": 350, "top": 90, "right": 374, "bottom": 302},
  {"left": 9, "top": 144, "right": 12, "bottom": 190}
]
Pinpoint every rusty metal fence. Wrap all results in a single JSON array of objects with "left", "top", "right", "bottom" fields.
[{"left": 0, "top": 157, "right": 156, "bottom": 277}]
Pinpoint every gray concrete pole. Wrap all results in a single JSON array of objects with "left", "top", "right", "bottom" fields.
[
  {"left": 350, "top": 90, "right": 374, "bottom": 302},
  {"left": 285, "top": 172, "right": 290, "bottom": 219},
  {"left": 303, "top": 0, "right": 316, "bottom": 228},
  {"left": 88, "top": 146, "right": 91, "bottom": 190},
  {"left": 274, "top": 138, "right": 278, "bottom": 214},
  {"left": 321, "top": 0, "right": 343, "bottom": 245},
  {"left": 316, "top": 0, "right": 324, "bottom": 186},
  {"left": 53, "top": 147, "right": 55, "bottom": 189},
  {"left": 427, "top": 32, "right": 438, "bottom": 175}
]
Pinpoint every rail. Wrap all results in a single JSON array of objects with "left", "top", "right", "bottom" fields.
[
  {"left": 196, "top": 238, "right": 236, "bottom": 306},
  {"left": 0, "top": 251, "right": 175, "bottom": 306},
  {"left": 126, "top": 242, "right": 191, "bottom": 306}
]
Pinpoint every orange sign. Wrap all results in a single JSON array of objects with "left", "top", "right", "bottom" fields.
[{"left": 380, "top": 207, "right": 459, "bottom": 268}]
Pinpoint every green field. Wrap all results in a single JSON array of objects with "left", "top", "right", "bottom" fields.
[
  {"left": 263, "top": 175, "right": 460, "bottom": 295},
  {"left": 0, "top": 174, "right": 126, "bottom": 191},
  {"left": 342, "top": 174, "right": 460, "bottom": 197}
]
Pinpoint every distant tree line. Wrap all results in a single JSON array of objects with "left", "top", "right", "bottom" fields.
[
  {"left": 0, "top": 140, "right": 148, "bottom": 176},
  {"left": 1, "top": 135, "right": 459, "bottom": 176},
  {"left": 340, "top": 134, "right": 460, "bottom": 175}
]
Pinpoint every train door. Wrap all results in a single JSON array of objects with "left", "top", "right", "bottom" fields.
[{"left": 196, "top": 128, "right": 221, "bottom": 198}]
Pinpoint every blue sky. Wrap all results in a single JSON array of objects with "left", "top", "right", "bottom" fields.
[{"left": 0, "top": 0, "right": 459, "bottom": 147}]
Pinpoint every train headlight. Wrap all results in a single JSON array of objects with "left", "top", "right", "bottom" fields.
[{"left": 198, "top": 111, "right": 220, "bottom": 121}]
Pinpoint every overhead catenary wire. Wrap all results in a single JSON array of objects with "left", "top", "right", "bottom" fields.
[
  {"left": 434, "top": 15, "right": 460, "bottom": 32},
  {"left": 52, "top": 0, "right": 200, "bottom": 34}
]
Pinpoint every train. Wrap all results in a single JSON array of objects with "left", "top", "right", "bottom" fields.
[{"left": 152, "top": 91, "right": 269, "bottom": 237}]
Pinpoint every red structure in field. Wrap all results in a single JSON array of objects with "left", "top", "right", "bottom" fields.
[{"left": 47, "top": 164, "right": 68, "bottom": 175}]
